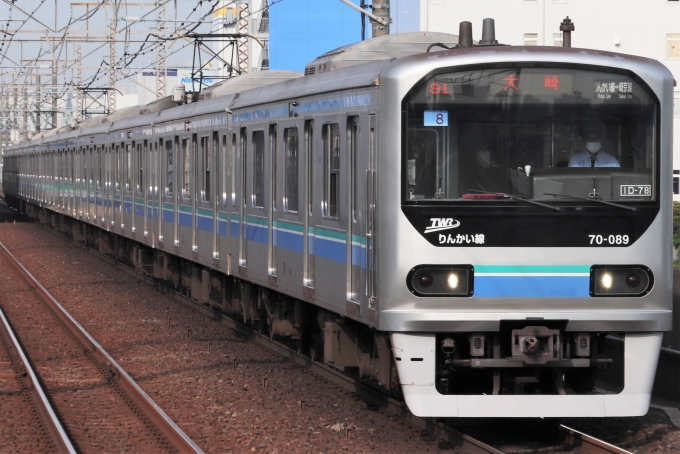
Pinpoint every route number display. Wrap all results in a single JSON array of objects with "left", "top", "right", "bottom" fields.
[{"left": 424, "top": 111, "right": 448, "bottom": 126}]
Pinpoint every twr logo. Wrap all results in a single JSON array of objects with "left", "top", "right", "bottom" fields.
[{"left": 424, "top": 218, "right": 461, "bottom": 233}]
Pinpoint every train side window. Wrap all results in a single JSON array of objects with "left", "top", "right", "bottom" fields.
[
  {"left": 241, "top": 128, "right": 247, "bottom": 208},
  {"left": 182, "top": 138, "right": 190, "bottom": 198},
  {"left": 97, "top": 147, "right": 102, "bottom": 189},
  {"left": 270, "top": 125, "right": 277, "bottom": 210},
  {"left": 213, "top": 132, "right": 219, "bottom": 205},
  {"left": 284, "top": 127, "right": 299, "bottom": 212},
  {"left": 165, "top": 140, "right": 173, "bottom": 196},
  {"left": 200, "top": 136, "right": 211, "bottom": 202},
  {"left": 306, "top": 120, "right": 314, "bottom": 215},
  {"left": 231, "top": 133, "right": 236, "bottom": 206},
  {"left": 322, "top": 123, "right": 340, "bottom": 218},
  {"left": 88, "top": 148, "right": 92, "bottom": 189},
  {"left": 115, "top": 145, "right": 120, "bottom": 191},
  {"left": 349, "top": 117, "right": 359, "bottom": 222},
  {"left": 105, "top": 147, "right": 110, "bottom": 189},
  {"left": 150, "top": 141, "right": 157, "bottom": 195},
  {"left": 125, "top": 143, "right": 132, "bottom": 191},
  {"left": 83, "top": 147, "right": 88, "bottom": 190},
  {"left": 222, "top": 134, "right": 228, "bottom": 206},
  {"left": 136, "top": 142, "right": 143, "bottom": 193},
  {"left": 253, "top": 130, "right": 265, "bottom": 208}
]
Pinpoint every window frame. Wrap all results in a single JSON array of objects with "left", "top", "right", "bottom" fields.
[{"left": 284, "top": 127, "right": 299, "bottom": 213}]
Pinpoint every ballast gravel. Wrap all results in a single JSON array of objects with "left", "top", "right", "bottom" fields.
[
  {"left": 0, "top": 223, "right": 442, "bottom": 453},
  {"left": 1, "top": 221, "right": 680, "bottom": 453}
]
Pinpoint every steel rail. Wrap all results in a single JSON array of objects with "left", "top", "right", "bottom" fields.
[
  {"left": 0, "top": 241, "right": 204, "bottom": 454},
  {"left": 76, "top": 240, "right": 504, "bottom": 454},
  {"left": 37, "top": 225, "right": 633, "bottom": 454},
  {"left": 0, "top": 306, "right": 76, "bottom": 453},
  {"left": 559, "top": 425, "right": 632, "bottom": 454}
]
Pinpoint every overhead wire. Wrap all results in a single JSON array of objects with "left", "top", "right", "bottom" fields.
[{"left": 1, "top": 0, "right": 283, "bottom": 128}]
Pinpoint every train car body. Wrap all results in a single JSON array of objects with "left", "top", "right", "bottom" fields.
[{"left": 3, "top": 28, "right": 673, "bottom": 418}]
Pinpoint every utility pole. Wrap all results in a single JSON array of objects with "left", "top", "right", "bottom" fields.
[
  {"left": 75, "top": 44, "right": 83, "bottom": 122},
  {"left": 339, "top": 0, "right": 389, "bottom": 39},
  {"left": 52, "top": 62, "right": 58, "bottom": 129},
  {"left": 108, "top": 17, "right": 117, "bottom": 113},
  {"left": 237, "top": 1, "right": 249, "bottom": 73},
  {"left": 371, "top": 0, "right": 389, "bottom": 38},
  {"left": 156, "top": 0, "right": 167, "bottom": 98},
  {"left": 108, "top": 0, "right": 120, "bottom": 113}
]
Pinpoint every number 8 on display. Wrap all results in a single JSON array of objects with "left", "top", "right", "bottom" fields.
[{"left": 424, "top": 110, "right": 449, "bottom": 127}]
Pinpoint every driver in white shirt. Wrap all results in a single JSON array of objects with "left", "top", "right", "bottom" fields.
[{"left": 568, "top": 123, "right": 620, "bottom": 168}]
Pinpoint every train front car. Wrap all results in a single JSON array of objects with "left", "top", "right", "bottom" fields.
[{"left": 379, "top": 46, "right": 673, "bottom": 417}]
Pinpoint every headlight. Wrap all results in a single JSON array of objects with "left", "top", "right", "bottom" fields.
[
  {"left": 590, "top": 265, "right": 653, "bottom": 297},
  {"left": 407, "top": 265, "right": 474, "bottom": 297}
]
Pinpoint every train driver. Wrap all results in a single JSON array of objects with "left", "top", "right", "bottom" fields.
[{"left": 568, "top": 122, "right": 620, "bottom": 168}]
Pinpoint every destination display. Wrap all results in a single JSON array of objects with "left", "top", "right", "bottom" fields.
[{"left": 414, "top": 68, "right": 642, "bottom": 105}]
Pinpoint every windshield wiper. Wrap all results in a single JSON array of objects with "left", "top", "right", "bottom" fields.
[
  {"left": 465, "top": 190, "right": 561, "bottom": 211},
  {"left": 543, "top": 193, "right": 636, "bottom": 212}
]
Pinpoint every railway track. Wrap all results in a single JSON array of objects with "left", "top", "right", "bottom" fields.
[
  {"left": 0, "top": 215, "right": 637, "bottom": 453},
  {"left": 52, "top": 229, "right": 634, "bottom": 454},
  {"left": 558, "top": 425, "right": 632, "bottom": 454},
  {"left": 0, "top": 241, "right": 203, "bottom": 453},
  {"left": 0, "top": 305, "right": 74, "bottom": 452}
]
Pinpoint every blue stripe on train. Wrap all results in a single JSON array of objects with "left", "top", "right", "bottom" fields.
[
  {"left": 315, "top": 237, "right": 345, "bottom": 263},
  {"left": 197, "top": 215, "right": 213, "bottom": 233},
  {"left": 473, "top": 276, "right": 590, "bottom": 298},
  {"left": 246, "top": 224, "right": 268, "bottom": 244},
  {"left": 277, "top": 230, "right": 303, "bottom": 253},
  {"left": 351, "top": 244, "right": 365, "bottom": 267}
]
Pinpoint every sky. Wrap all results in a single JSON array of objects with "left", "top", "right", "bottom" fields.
[{"left": 269, "top": 0, "right": 364, "bottom": 72}]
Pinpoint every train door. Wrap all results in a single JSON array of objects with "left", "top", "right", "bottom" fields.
[
  {"left": 104, "top": 146, "right": 110, "bottom": 229},
  {"left": 155, "top": 139, "right": 162, "bottom": 245},
  {"left": 192, "top": 133, "right": 199, "bottom": 253},
  {"left": 161, "top": 138, "right": 172, "bottom": 245},
  {"left": 212, "top": 131, "right": 220, "bottom": 261},
  {"left": 366, "top": 114, "right": 377, "bottom": 315},
  {"left": 303, "top": 120, "right": 315, "bottom": 296},
  {"left": 217, "top": 132, "right": 229, "bottom": 269},
  {"left": 87, "top": 147, "right": 93, "bottom": 220},
  {"left": 83, "top": 147, "right": 88, "bottom": 218},
  {"left": 144, "top": 140, "right": 158, "bottom": 246},
  {"left": 347, "top": 116, "right": 362, "bottom": 313},
  {"left": 116, "top": 144, "right": 123, "bottom": 230},
  {"left": 276, "top": 125, "right": 299, "bottom": 293},
  {"left": 238, "top": 127, "right": 247, "bottom": 271},
  {"left": 268, "top": 124, "right": 278, "bottom": 280},
  {"left": 81, "top": 148, "right": 85, "bottom": 217},
  {"left": 228, "top": 132, "right": 237, "bottom": 274},
  {"left": 143, "top": 140, "right": 149, "bottom": 239},
  {"left": 134, "top": 141, "right": 143, "bottom": 235},
  {"left": 96, "top": 146, "right": 102, "bottom": 224},
  {"left": 173, "top": 136, "right": 180, "bottom": 248}
]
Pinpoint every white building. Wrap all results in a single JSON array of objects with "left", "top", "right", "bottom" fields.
[{"left": 391, "top": 0, "right": 680, "bottom": 199}]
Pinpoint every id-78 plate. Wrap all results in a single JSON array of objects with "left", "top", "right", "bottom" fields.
[{"left": 620, "top": 185, "right": 651, "bottom": 197}]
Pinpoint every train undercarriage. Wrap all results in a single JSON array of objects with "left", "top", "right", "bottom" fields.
[{"left": 10, "top": 197, "right": 628, "bottom": 403}]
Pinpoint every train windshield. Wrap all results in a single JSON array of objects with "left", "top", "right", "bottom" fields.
[{"left": 403, "top": 67, "right": 658, "bottom": 203}]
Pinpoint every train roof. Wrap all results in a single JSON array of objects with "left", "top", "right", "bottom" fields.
[
  {"left": 7, "top": 33, "right": 674, "bottom": 154},
  {"left": 232, "top": 59, "right": 389, "bottom": 110},
  {"left": 198, "top": 70, "right": 303, "bottom": 100},
  {"left": 303, "top": 32, "right": 459, "bottom": 75}
]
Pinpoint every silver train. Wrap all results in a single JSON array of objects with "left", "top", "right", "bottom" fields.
[{"left": 3, "top": 22, "right": 674, "bottom": 418}]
